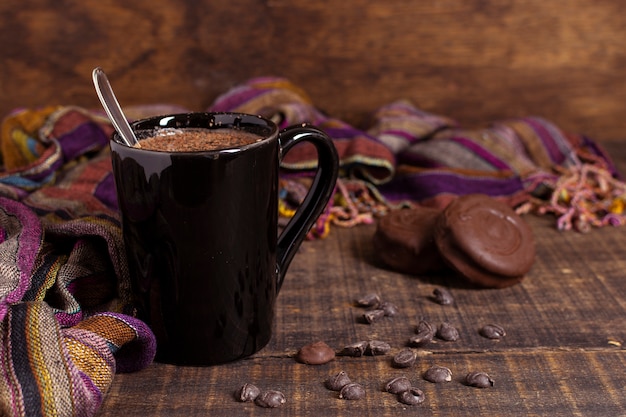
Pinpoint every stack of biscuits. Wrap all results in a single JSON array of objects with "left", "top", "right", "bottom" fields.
[{"left": 373, "top": 194, "right": 535, "bottom": 288}]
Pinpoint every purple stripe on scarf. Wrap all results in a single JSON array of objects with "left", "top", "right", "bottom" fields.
[
  {"left": 78, "top": 371, "right": 103, "bottom": 409},
  {"left": 0, "top": 197, "right": 42, "bottom": 308},
  {"left": 322, "top": 126, "right": 364, "bottom": 140},
  {"left": 57, "top": 122, "right": 109, "bottom": 162},
  {"left": 100, "top": 313, "right": 157, "bottom": 373},
  {"left": 20, "top": 157, "right": 64, "bottom": 183},
  {"left": 524, "top": 118, "right": 570, "bottom": 165},
  {"left": 94, "top": 173, "right": 118, "bottom": 210},
  {"left": 379, "top": 171, "right": 524, "bottom": 202},
  {"left": 580, "top": 135, "right": 621, "bottom": 178},
  {"left": 448, "top": 136, "right": 511, "bottom": 170},
  {"left": 55, "top": 310, "right": 83, "bottom": 328}
]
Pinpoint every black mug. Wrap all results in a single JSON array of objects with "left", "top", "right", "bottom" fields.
[{"left": 110, "top": 112, "right": 339, "bottom": 365}]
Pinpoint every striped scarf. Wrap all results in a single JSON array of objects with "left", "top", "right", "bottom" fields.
[
  {"left": 0, "top": 107, "right": 155, "bottom": 417},
  {"left": 210, "top": 77, "right": 623, "bottom": 234}
]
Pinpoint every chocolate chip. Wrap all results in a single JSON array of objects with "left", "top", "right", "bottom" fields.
[
  {"left": 295, "top": 341, "right": 335, "bottom": 365},
  {"left": 236, "top": 383, "right": 260, "bottom": 402},
  {"left": 409, "top": 319, "right": 434, "bottom": 347},
  {"left": 338, "top": 341, "right": 369, "bottom": 357},
  {"left": 379, "top": 301, "right": 400, "bottom": 317},
  {"left": 325, "top": 371, "right": 351, "bottom": 391},
  {"left": 398, "top": 387, "right": 426, "bottom": 405},
  {"left": 392, "top": 349, "right": 416, "bottom": 368},
  {"left": 363, "top": 309, "right": 386, "bottom": 324},
  {"left": 384, "top": 376, "right": 412, "bottom": 394},
  {"left": 423, "top": 365, "right": 452, "bottom": 383},
  {"left": 339, "top": 383, "right": 366, "bottom": 400},
  {"left": 479, "top": 324, "right": 506, "bottom": 339},
  {"left": 356, "top": 293, "right": 381, "bottom": 307},
  {"left": 436, "top": 322, "right": 459, "bottom": 341},
  {"left": 465, "top": 371, "right": 494, "bottom": 388},
  {"left": 367, "top": 340, "right": 391, "bottom": 356},
  {"left": 432, "top": 287, "right": 454, "bottom": 305},
  {"left": 254, "top": 390, "right": 286, "bottom": 408}
]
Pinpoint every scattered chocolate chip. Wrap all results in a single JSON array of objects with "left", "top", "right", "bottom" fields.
[
  {"left": 432, "top": 287, "right": 454, "bottom": 305},
  {"left": 416, "top": 319, "right": 434, "bottom": 334},
  {"left": 367, "top": 340, "right": 391, "bottom": 356},
  {"left": 363, "top": 309, "right": 386, "bottom": 324},
  {"left": 408, "top": 334, "right": 430, "bottom": 347},
  {"left": 356, "top": 293, "right": 381, "bottom": 308},
  {"left": 398, "top": 387, "right": 426, "bottom": 406},
  {"left": 338, "top": 341, "right": 369, "bottom": 357},
  {"left": 379, "top": 301, "right": 400, "bottom": 317},
  {"left": 436, "top": 322, "right": 460, "bottom": 341},
  {"left": 236, "top": 383, "right": 260, "bottom": 402},
  {"left": 295, "top": 341, "right": 335, "bottom": 365},
  {"left": 254, "top": 390, "right": 286, "bottom": 408},
  {"left": 465, "top": 371, "right": 494, "bottom": 388},
  {"left": 385, "top": 376, "right": 412, "bottom": 394},
  {"left": 409, "top": 319, "right": 434, "bottom": 347},
  {"left": 423, "top": 365, "right": 452, "bottom": 383},
  {"left": 392, "top": 349, "right": 416, "bottom": 368},
  {"left": 325, "top": 371, "right": 351, "bottom": 391},
  {"left": 479, "top": 324, "right": 506, "bottom": 339},
  {"left": 339, "top": 383, "right": 366, "bottom": 400}
]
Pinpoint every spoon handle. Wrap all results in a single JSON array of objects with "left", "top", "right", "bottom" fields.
[{"left": 92, "top": 67, "right": 139, "bottom": 147}]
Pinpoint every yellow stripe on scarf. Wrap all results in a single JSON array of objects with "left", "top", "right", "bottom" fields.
[{"left": 1, "top": 106, "right": 59, "bottom": 170}]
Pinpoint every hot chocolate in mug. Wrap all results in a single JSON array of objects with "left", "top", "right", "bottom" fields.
[{"left": 110, "top": 112, "right": 339, "bottom": 365}]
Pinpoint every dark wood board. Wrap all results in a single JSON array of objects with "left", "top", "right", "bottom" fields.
[
  {"left": 99, "top": 351, "right": 626, "bottom": 416},
  {"left": 2, "top": 0, "right": 626, "bottom": 141},
  {"left": 97, "top": 143, "right": 626, "bottom": 416}
]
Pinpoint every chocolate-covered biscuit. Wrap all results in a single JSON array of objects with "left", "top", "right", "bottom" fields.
[
  {"left": 434, "top": 194, "right": 535, "bottom": 288},
  {"left": 373, "top": 207, "right": 446, "bottom": 274}
]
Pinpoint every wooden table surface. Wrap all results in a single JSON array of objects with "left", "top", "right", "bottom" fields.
[{"left": 97, "top": 145, "right": 626, "bottom": 417}]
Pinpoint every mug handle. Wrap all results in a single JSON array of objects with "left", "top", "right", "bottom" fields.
[{"left": 276, "top": 124, "right": 339, "bottom": 291}]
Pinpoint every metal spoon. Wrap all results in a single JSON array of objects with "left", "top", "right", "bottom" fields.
[{"left": 92, "top": 67, "right": 140, "bottom": 147}]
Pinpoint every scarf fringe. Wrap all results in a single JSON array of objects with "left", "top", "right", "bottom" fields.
[
  {"left": 279, "top": 177, "right": 413, "bottom": 239},
  {"left": 517, "top": 156, "right": 626, "bottom": 232},
  {"left": 283, "top": 151, "right": 626, "bottom": 239}
]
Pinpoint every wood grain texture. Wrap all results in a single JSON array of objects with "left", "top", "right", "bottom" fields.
[
  {"left": 98, "top": 351, "right": 626, "bottom": 416},
  {"left": 2, "top": 0, "right": 626, "bottom": 140},
  {"left": 97, "top": 144, "right": 626, "bottom": 416}
]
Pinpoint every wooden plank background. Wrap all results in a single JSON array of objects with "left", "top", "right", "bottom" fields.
[{"left": 2, "top": 0, "right": 626, "bottom": 140}]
